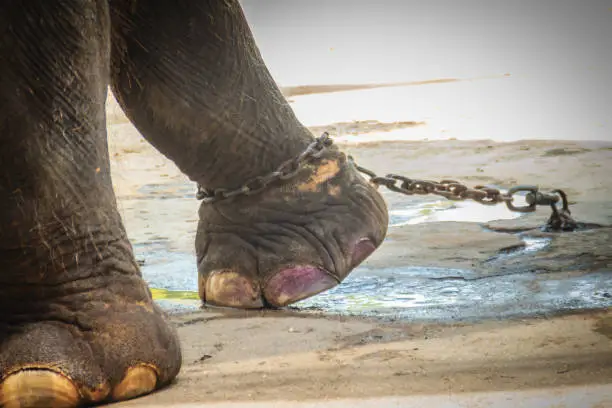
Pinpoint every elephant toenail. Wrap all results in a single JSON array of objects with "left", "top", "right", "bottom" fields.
[
  {"left": 264, "top": 266, "right": 338, "bottom": 307},
  {"left": 112, "top": 365, "right": 158, "bottom": 401},
  {"left": 0, "top": 369, "right": 80, "bottom": 408},
  {"left": 351, "top": 238, "right": 376, "bottom": 267},
  {"left": 205, "top": 270, "right": 264, "bottom": 308}
]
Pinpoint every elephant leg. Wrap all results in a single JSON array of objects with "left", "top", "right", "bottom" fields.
[
  {"left": 0, "top": 1, "right": 180, "bottom": 407},
  {"left": 110, "top": 0, "right": 389, "bottom": 309}
]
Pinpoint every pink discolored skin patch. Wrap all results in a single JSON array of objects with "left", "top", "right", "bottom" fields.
[
  {"left": 264, "top": 266, "right": 338, "bottom": 307},
  {"left": 351, "top": 238, "right": 376, "bottom": 268}
]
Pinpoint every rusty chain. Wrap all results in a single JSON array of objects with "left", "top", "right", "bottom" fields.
[
  {"left": 196, "top": 133, "right": 333, "bottom": 203},
  {"left": 351, "top": 158, "right": 578, "bottom": 232},
  {"left": 196, "top": 132, "right": 578, "bottom": 231}
]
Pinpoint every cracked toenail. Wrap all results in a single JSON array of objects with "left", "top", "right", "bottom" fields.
[
  {"left": 0, "top": 369, "right": 79, "bottom": 408},
  {"left": 264, "top": 266, "right": 337, "bottom": 307},
  {"left": 205, "top": 270, "right": 263, "bottom": 308},
  {"left": 351, "top": 238, "right": 376, "bottom": 267},
  {"left": 112, "top": 365, "right": 157, "bottom": 401}
]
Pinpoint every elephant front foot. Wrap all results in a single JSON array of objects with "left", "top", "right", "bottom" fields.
[
  {"left": 196, "top": 144, "right": 389, "bottom": 308},
  {"left": 0, "top": 242, "right": 181, "bottom": 408}
]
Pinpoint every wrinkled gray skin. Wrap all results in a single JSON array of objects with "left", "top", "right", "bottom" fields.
[{"left": 0, "top": 1, "right": 387, "bottom": 406}]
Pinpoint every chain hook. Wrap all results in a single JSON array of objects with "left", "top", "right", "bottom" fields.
[{"left": 544, "top": 189, "right": 578, "bottom": 231}]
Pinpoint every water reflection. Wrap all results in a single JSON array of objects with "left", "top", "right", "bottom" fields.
[{"left": 294, "top": 268, "right": 612, "bottom": 321}]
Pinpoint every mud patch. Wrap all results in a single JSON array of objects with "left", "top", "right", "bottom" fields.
[
  {"left": 542, "top": 147, "right": 590, "bottom": 157},
  {"left": 280, "top": 77, "right": 463, "bottom": 97},
  {"left": 484, "top": 237, "right": 551, "bottom": 263},
  {"left": 335, "top": 327, "right": 415, "bottom": 348},
  {"left": 309, "top": 120, "right": 424, "bottom": 138},
  {"left": 593, "top": 315, "right": 612, "bottom": 340},
  {"left": 297, "top": 160, "right": 340, "bottom": 192}
]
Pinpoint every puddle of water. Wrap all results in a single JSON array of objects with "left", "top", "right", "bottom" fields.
[
  {"left": 482, "top": 236, "right": 552, "bottom": 264},
  {"left": 388, "top": 198, "right": 521, "bottom": 227},
  {"left": 134, "top": 240, "right": 198, "bottom": 292},
  {"left": 521, "top": 237, "right": 550, "bottom": 253},
  {"left": 293, "top": 268, "right": 612, "bottom": 321},
  {"left": 125, "top": 183, "right": 611, "bottom": 321},
  {"left": 150, "top": 288, "right": 201, "bottom": 313},
  {"left": 138, "top": 244, "right": 612, "bottom": 322}
]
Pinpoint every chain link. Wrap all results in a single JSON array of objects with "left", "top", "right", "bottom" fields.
[
  {"left": 196, "top": 133, "right": 333, "bottom": 203},
  {"left": 350, "top": 159, "right": 560, "bottom": 212},
  {"left": 349, "top": 158, "right": 578, "bottom": 231},
  {"left": 196, "top": 133, "right": 578, "bottom": 231}
]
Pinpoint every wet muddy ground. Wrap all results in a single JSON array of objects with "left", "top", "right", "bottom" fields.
[
  {"left": 106, "top": 82, "right": 612, "bottom": 407},
  {"left": 107, "top": 95, "right": 612, "bottom": 322}
]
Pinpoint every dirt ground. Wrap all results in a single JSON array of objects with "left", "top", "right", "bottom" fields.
[
  {"left": 105, "top": 92, "right": 612, "bottom": 406},
  {"left": 116, "top": 309, "right": 612, "bottom": 406}
]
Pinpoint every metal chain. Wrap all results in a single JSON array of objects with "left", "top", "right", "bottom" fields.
[
  {"left": 350, "top": 159, "right": 558, "bottom": 213},
  {"left": 196, "top": 132, "right": 578, "bottom": 231},
  {"left": 196, "top": 133, "right": 333, "bottom": 203},
  {"left": 350, "top": 158, "right": 579, "bottom": 231}
]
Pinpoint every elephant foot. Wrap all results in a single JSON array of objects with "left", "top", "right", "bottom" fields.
[
  {"left": 0, "top": 240, "right": 181, "bottom": 407},
  {"left": 196, "top": 145, "right": 389, "bottom": 308}
]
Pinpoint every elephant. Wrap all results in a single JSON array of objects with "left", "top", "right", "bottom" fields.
[{"left": 0, "top": 0, "right": 388, "bottom": 406}]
